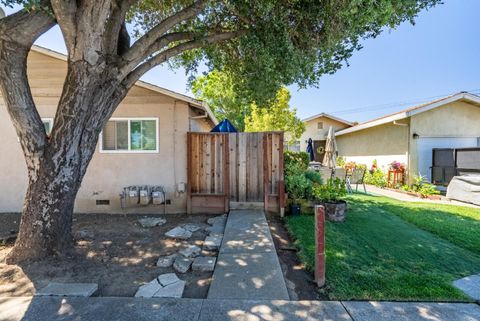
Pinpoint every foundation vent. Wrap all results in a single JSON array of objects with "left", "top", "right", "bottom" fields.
[{"left": 96, "top": 200, "right": 110, "bottom": 206}]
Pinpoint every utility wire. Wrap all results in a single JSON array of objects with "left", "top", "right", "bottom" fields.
[{"left": 328, "top": 88, "right": 480, "bottom": 116}]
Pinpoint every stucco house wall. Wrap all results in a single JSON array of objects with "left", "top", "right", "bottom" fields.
[
  {"left": 336, "top": 121, "right": 409, "bottom": 171},
  {"left": 0, "top": 49, "right": 214, "bottom": 214},
  {"left": 408, "top": 100, "right": 480, "bottom": 180},
  {"left": 336, "top": 96, "right": 480, "bottom": 184},
  {"left": 299, "top": 116, "right": 351, "bottom": 152}
]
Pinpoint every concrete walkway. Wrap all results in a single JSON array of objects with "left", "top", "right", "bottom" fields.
[
  {"left": 2, "top": 296, "right": 480, "bottom": 321},
  {"left": 366, "top": 185, "right": 480, "bottom": 208},
  {"left": 207, "top": 209, "right": 290, "bottom": 300}
]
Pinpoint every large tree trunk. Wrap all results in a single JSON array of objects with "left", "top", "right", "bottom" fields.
[
  {"left": 5, "top": 61, "right": 127, "bottom": 264},
  {"left": 6, "top": 162, "right": 81, "bottom": 263}
]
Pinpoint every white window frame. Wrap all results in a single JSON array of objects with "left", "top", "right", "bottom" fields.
[
  {"left": 99, "top": 117, "right": 159, "bottom": 154},
  {"left": 42, "top": 118, "right": 54, "bottom": 134}
]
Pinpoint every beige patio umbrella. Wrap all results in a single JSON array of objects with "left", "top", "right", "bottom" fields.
[{"left": 322, "top": 126, "right": 337, "bottom": 177}]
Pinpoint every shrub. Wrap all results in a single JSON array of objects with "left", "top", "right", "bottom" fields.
[
  {"left": 284, "top": 151, "right": 310, "bottom": 172},
  {"left": 418, "top": 184, "right": 440, "bottom": 197},
  {"left": 312, "top": 178, "right": 347, "bottom": 203},
  {"left": 304, "top": 170, "right": 323, "bottom": 200},
  {"left": 356, "top": 164, "right": 367, "bottom": 171},
  {"left": 407, "top": 175, "right": 440, "bottom": 197},
  {"left": 285, "top": 163, "right": 312, "bottom": 203},
  {"left": 364, "top": 169, "right": 387, "bottom": 187},
  {"left": 336, "top": 156, "right": 346, "bottom": 167},
  {"left": 305, "top": 170, "right": 323, "bottom": 185}
]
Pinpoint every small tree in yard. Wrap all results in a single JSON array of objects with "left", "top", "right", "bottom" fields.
[
  {"left": 245, "top": 87, "right": 305, "bottom": 143},
  {"left": 192, "top": 69, "right": 250, "bottom": 131},
  {"left": 0, "top": 0, "right": 438, "bottom": 263}
]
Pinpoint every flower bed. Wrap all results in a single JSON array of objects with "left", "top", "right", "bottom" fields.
[{"left": 385, "top": 186, "right": 443, "bottom": 200}]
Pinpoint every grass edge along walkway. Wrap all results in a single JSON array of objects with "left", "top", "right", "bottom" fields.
[{"left": 285, "top": 194, "right": 480, "bottom": 301}]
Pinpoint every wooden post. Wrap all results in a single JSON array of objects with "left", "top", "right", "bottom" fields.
[
  {"left": 186, "top": 133, "right": 192, "bottom": 214},
  {"left": 263, "top": 133, "right": 269, "bottom": 212},
  {"left": 278, "top": 180, "right": 285, "bottom": 218},
  {"left": 278, "top": 132, "right": 285, "bottom": 216},
  {"left": 223, "top": 134, "right": 230, "bottom": 213},
  {"left": 315, "top": 205, "right": 326, "bottom": 287}
]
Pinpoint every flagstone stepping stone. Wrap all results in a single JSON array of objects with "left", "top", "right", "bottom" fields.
[
  {"left": 36, "top": 282, "right": 98, "bottom": 297},
  {"left": 207, "top": 214, "right": 227, "bottom": 226},
  {"left": 173, "top": 256, "right": 193, "bottom": 273},
  {"left": 157, "top": 273, "right": 180, "bottom": 287},
  {"left": 165, "top": 226, "right": 192, "bottom": 240},
  {"left": 204, "top": 235, "right": 223, "bottom": 251},
  {"left": 135, "top": 274, "right": 185, "bottom": 298},
  {"left": 181, "top": 223, "right": 203, "bottom": 232},
  {"left": 152, "top": 279, "right": 186, "bottom": 298},
  {"left": 453, "top": 274, "right": 480, "bottom": 300},
  {"left": 135, "top": 279, "right": 163, "bottom": 298},
  {"left": 192, "top": 256, "right": 216, "bottom": 272},
  {"left": 179, "top": 245, "right": 201, "bottom": 258},
  {"left": 138, "top": 217, "right": 166, "bottom": 228},
  {"left": 156, "top": 253, "right": 177, "bottom": 268}
]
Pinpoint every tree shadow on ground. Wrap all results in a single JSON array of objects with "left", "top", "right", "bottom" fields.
[
  {"left": 0, "top": 213, "right": 216, "bottom": 299},
  {"left": 286, "top": 194, "right": 480, "bottom": 301}
]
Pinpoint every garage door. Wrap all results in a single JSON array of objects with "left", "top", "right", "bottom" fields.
[{"left": 417, "top": 137, "right": 479, "bottom": 182}]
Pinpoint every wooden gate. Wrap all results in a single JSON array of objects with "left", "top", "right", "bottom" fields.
[{"left": 187, "top": 132, "right": 284, "bottom": 214}]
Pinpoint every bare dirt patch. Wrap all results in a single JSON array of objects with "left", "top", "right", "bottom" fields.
[
  {"left": 0, "top": 213, "right": 217, "bottom": 298},
  {"left": 266, "top": 212, "right": 323, "bottom": 300}
]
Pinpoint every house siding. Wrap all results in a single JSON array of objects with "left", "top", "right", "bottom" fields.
[
  {"left": 298, "top": 116, "right": 351, "bottom": 152},
  {"left": 336, "top": 121, "right": 409, "bottom": 171},
  {"left": 0, "top": 50, "right": 212, "bottom": 214},
  {"left": 408, "top": 101, "right": 480, "bottom": 181},
  {"left": 336, "top": 100, "right": 480, "bottom": 183}
]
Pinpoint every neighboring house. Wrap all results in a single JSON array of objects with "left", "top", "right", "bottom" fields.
[
  {"left": 288, "top": 113, "right": 353, "bottom": 162},
  {"left": 0, "top": 45, "right": 217, "bottom": 214},
  {"left": 336, "top": 92, "right": 480, "bottom": 184}
]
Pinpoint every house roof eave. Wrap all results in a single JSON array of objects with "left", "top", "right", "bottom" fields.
[
  {"left": 336, "top": 92, "right": 480, "bottom": 137},
  {"left": 302, "top": 112, "right": 354, "bottom": 126},
  {"left": 30, "top": 45, "right": 218, "bottom": 125}
]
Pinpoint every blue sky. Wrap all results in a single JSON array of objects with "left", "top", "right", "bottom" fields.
[{"left": 3, "top": 0, "right": 480, "bottom": 123}]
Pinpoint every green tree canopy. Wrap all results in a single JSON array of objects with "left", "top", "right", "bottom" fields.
[
  {"left": 128, "top": 0, "right": 439, "bottom": 104},
  {"left": 191, "top": 70, "right": 249, "bottom": 130},
  {"left": 245, "top": 87, "right": 305, "bottom": 142}
]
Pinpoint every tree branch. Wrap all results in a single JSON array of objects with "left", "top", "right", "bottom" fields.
[
  {"left": 0, "top": 4, "right": 56, "bottom": 176},
  {"left": 104, "top": 0, "right": 136, "bottom": 55},
  {"left": 122, "top": 0, "right": 208, "bottom": 65},
  {"left": 123, "top": 30, "right": 245, "bottom": 88},
  {"left": 50, "top": 0, "right": 77, "bottom": 52},
  {"left": 119, "top": 31, "right": 196, "bottom": 77}
]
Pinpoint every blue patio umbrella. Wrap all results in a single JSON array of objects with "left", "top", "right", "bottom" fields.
[
  {"left": 306, "top": 138, "right": 314, "bottom": 161},
  {"left": 210, "top": 119, "right": 238, "bottom": 133}
]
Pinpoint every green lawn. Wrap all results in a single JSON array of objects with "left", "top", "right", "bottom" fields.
[{"left": 286, "top": 194, "right": 480, "bottom": 301}]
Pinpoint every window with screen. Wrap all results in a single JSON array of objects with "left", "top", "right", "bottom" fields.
[{"left": 101, "top": 118, "right": 158, "bottom": 152}]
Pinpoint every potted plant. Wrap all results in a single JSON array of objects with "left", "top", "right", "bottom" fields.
[
  {"left": 285, "top": 163, "right": 311, "bottom": 215},
  {"left": 313, "top": 178, "right": 347, "bottom": 222}
]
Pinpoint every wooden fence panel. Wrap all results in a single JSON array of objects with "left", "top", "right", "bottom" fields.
[{"left": 188, "top": 131, "right": 284, "bottom": 214}]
